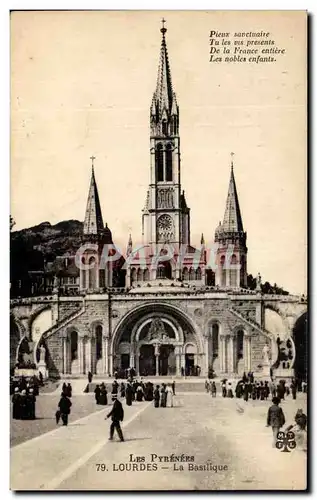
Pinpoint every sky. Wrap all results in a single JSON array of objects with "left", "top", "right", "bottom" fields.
[{"left": 10, "top": 10, "right": 307, "bottom": 294}]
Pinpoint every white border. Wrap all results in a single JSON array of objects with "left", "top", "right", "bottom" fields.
[{"left": 3, "top": 2, "right": 315, "bottom": 499}]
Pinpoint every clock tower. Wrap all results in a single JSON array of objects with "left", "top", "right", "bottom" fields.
[{"left": 142, "top": 21, "right": 190, "bottom": 250}]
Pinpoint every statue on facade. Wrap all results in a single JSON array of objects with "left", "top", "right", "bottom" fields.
[
  {"left": 262, "top": 343, "right": 271, "bottom": 365},
  {"left": 147, "top": 318, "right": 166, "bottom": 342},
  {"left": 39, "top": 345, "right": 46, "bottom": 363}
]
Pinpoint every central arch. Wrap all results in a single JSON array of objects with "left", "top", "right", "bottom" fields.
[{"left": 111, "top": 302, "right": 203, "bottom": 376}]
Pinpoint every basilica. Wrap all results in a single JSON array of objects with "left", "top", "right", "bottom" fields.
[{"left": 10, "top": 23, "right": 307, "bottom": 382}]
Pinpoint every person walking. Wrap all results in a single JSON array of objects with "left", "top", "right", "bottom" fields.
[
  {"left": 211, "top": 381, "right": 217, "bottom": 397},
  {"left": 58, "top": 392, "right": 72, "bottom": 426},
  {"left": 290, "top": 379, "right": 297, "bottom": 400},
  {"left": 166, "top": 384, "right": 174, "bottom": 407},
  {"left": 105, "top": 396, "right": 124, "bottom": 442},
  {"left": 160, "top": 384, "right": 167, "bottom": 407},
  {"left": 172, "top": 380, "right": 176, "bottom": 396},
  {"left": 221, "top": 380, "right": 227, "bottom": 398},
  {"left": 88, "top": 371, "right": 93, "bottom": 384},
  {"left": 154, "top": 385, "right": 160, "bottom": 408},
  {"left": 266, "top": 397, "right": 285, "bottom": 448},
  {"left": 125, "top": 382, "right": 133, "bottom": 406},
  {"left": 94, "top": 384, "right": 101, "bottom": 404},
  {"left": 12, "top": 387, "right": 21, "bottom": 420}
]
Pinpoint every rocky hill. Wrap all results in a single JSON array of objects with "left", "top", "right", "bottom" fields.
[{"left": 10, "top": 220, "right": 84, "bottom": 279}]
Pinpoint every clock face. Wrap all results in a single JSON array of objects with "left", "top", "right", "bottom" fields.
[{"left": 157, "top": 215, "right": 173, "bottom": 231}]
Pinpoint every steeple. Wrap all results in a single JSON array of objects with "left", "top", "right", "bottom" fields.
[
  {"left": 154, "top": 19, "right": 174, "bottom": 116},
  {"left": 222, "top": 157, "right": 244, "bottom": 233},
  {"left": 151, "top": 20, "right": 179, "bottom": 137},
  {"left": 83, "top": 158, "right": 104, "bottom": 235}
]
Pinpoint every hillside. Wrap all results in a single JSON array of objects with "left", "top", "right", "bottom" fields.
[{"left": 10, "top": 220, "right": 84, "bottom": 279}]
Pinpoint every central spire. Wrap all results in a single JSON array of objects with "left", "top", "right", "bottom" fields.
[{"left": 153, "top": 19, "right": 174, "bottom": 117}]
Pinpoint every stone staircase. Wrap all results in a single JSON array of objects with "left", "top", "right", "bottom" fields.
[{"left": 42, "top": 303, "right": 86, "bottom": 341}]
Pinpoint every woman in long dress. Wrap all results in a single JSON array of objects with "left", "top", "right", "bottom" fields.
[{"left": 166, "top": 384, "right": 174, "bottom": 408}]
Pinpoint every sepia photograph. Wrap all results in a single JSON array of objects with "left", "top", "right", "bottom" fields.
[{"left": 10, "top": 10, "right": 307, "bottom": 491}]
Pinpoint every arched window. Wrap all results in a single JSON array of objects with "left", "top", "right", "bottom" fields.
[
  {"left": 156, "top": 262, "right": 172, "bottom": 280},
  {"left": 143, "top": 268, "right": 149, "bottom": 281},
  {"left": 212, "top": 324, "right": 219, "bottom": 358},
  {"left": 229, "top": 254, "right": 237, "bottom": 287},
  {"left": 220, "top": 255, "right": 226, "bottom": 287},
  {"left": 96, "top": 325, "right": 102, "bottom": 361},
  {"left": 166, "top": 143, "right": 173, "bottom": 181},
  {"left": 237, "top": 330, "right": 244, "bottom": 359},
  {"left": 196, "top": 267, "right": 202, "bottom": 280},
  {"left": 88, "top": 256, "right": 96, "bottom": 289},
  {"left": 155, "top": 144, "right": 164, "bottom": 182},
  {"left": 189, "top": 267, "right": 195, "bottom": 281},
  {"left": 70, "top": 331, "right": 78, "bottom": 361},
  {"left": 182, "top": 267, "right": 189, "bottom": 281}
]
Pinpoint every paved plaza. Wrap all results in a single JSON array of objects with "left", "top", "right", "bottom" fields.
[{"left": 10, "top": 386, "right": 307, "bottom": 491}]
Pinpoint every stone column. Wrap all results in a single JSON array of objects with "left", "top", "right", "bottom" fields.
[
  {"left": 204, "top": 336, "right": 209, "bottom": 376},
  {"left": 109, "top": 350, "right": 113, "bottom": 377},
  {"left": 220, "top": 336, "right": 227, "bottom": 373},
  {"left": 78, "top": 337, "right": 84, "bottom": 374},
  {"left": 180, "top": 348, "right": 186, "bottom": 375},
  {"left": 130, "top": 353, "right": 135, "bottom": 369},
  {"left": 245, "top": 335, "right": 252, "bottom": 372},
  {"left": 63, "top": 337, "right": 68, "bottom": 374},
  {"left": 154, "top": 344, "right": 159, "bottom": 376},
  {"left": 136, "top": 349, "right": 140, "bottom": 376},
  {"left": 86, "top": 338, "right": 92, "bottom": 373},
  {"left": 102, "top": 336, "right": 108, "bottom": 374},
  {"left": 228, "top": 336, "right": 234, "bottom": 374},
  {"left": 174, "top": 346, "right": 181, "bottom": 376}
]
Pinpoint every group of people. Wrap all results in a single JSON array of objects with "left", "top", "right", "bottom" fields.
[
  {"left": 93, "top": 378, "right": 176, "bottom": 408},
  {"left": 153, "top": 383, "right": 174, "bottom": 408},
  {"left": 205, "top": 372, "right": 304, "bottom": 402},
  {"left": 12, "top": 385, "right": 37, "bottom": 420}
]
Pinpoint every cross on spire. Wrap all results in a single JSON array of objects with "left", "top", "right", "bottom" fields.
[
  {"left": 230, "top": 151, "right": 235, "bottom": 170},
  {"left": 90, "top": 155, "right": 96, "bottom": 168},
  {"left": 161, "top": 17, "right": 167, "bottom": 35}
]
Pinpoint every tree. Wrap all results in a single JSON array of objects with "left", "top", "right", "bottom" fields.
[{"left": 10, "top": 216, "right": 15, "bottom": 231}]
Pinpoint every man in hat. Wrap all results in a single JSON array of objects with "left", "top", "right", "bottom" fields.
[
  {"left": 105, "top": 395, "right": 124, "bottom": 441},
  {"left": 266, "top": 397, "right": 285, "bottom": 447},
  {"left": 58, "top": 391, "right": 72, "bottom": 426},
  {"left": 12, "top": 387, "right": 21, "bottom": 420}
]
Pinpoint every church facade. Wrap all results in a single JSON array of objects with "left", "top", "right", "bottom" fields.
[{"left": 10, "top": 24, "right": 307, "bottom": 381}]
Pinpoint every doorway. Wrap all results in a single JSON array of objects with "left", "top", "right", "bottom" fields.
[
  {"left": 185, "top": 354, "right": 195, "bottom": 376},
  {"left": 139, "top": 345, "right": 155, "bottom": 376},
  {"left": 121, "top": 354, "right": 130, "bottom": 371}
]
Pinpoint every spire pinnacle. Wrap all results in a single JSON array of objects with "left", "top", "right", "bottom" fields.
[
  {"left": 222, "top": 158, "right": 244, "bottom": 233},
  {"left": 161, "top": 17, "right": 167, "bottom": 36},
  {"left": 201, "top": 233, "right": 205, "bottom": 245},
  {"left": 83, "top": 159, "right": 104, "bottom": 235},
  {"left": 230, "top": 151, "right": 234, "bottom": 171},
  {"left": 154, "top": 19, "right": 174, "bottom": 116}
]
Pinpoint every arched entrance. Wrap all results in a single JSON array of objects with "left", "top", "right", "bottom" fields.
[
  {"left": 139, "top": 345, "right": 155, "bottom": 376},
  {"left": 111, "top": 302, "right": 203, "bottom": 377},
  {"left": 293, "top": 312, "right": 307, "bottom": 384},
  {"left": 185, "top": 343, "right": 197, "bottom": 376}
]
